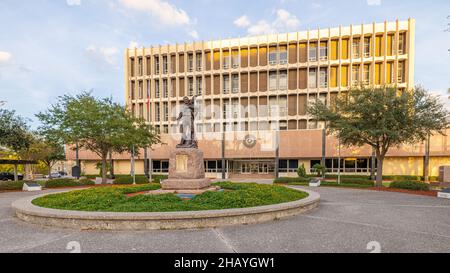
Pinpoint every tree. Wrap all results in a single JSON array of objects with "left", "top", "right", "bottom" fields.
[
  {"left": 0, "top": 109, "right": 32, "bottom": 153},
  {"left": 308, "top": 86, "right": 449, "bottom": 187},
  {"left": 18, "top": 135, "right": 65, "bottom": 179},
  {"left": 36, "top": 92, "right": 160, "bottom": 183}
]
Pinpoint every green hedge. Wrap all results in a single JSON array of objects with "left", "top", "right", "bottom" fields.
[
  {"left": 325, "top": 174, "right": 370, "bottom": 179},
  {"left": 389, "top": 181, "right": 430, "bottom": 191},
  {"left": 274, "top": 177, "right": 311, "bottom": 184},
  {"left": 151, "top": 175, "right": 168, "bottom": 183},
  {"left": 0, "top": 181, "right": 28, "bottom": 191},
  {"left": 340, "top": 178, "right": 374, "bottom": 186},
  {"left": 114, "top": 175, "right": 150, "bottom": 185},
  {"left": 45, "top": 179, "right": 94, "bottom": 188}
]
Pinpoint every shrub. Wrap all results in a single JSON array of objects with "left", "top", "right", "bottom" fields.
[
  {"left": 390, "top": 181, "right": 430, "bottom": 191},
  {"left": 312, "top": 164, "right": 326, "bottom": 177},
  {"left": 151, "top": 175, "right": 168, "bottom": 183},
  {"left": 297, "top": 164, "right": 307, "bottom": 178},
  {"left": 340, "top": 178, "right": 374, "bottom": 186},
  {"left": 274, "top": 177, "right": 311, "bottom": 184},
  {"left": 0, "top": 181, "right": 27, "bottom": 191},
  {"left": 325, "top": 174, "right": 371, "bottom": 179},
  {"left": 45, "top": 178, "right": 94, "bottom": 188},
  {"left": 114, "top": 175, "right": 149, "bottom": 185}
]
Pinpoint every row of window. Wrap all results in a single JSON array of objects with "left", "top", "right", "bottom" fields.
[
  {"left": 150, "top": 158, "right": 377, "bottom": 174},
  {"left": 129, "top": 33, "right": 407, "bottom": 77},
  {"left": 129, "top": 61, "right": 406, "bottom": 100}
]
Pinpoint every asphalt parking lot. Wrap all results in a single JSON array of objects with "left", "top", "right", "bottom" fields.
[{"left": 1, "top": 186, "right": 449, "bottom": 253}]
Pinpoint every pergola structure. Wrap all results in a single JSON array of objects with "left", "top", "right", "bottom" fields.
[{"left": 0, "top": 159, "right": 38, "bottom": 181}]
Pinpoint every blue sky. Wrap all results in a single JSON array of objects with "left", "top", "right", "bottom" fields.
[{"left": 0, "top": 0, "right": 449, "bottom": 127}]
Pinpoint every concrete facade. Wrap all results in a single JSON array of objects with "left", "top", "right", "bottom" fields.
[{"left": 66, "top": 19, "right": 450, "bottom": 178}]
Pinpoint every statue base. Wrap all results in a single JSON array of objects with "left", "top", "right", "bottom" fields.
[{"left": 161, "top": 148, "right": 211, "bottom": 190}]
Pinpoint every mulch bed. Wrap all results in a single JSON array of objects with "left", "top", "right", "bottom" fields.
[{"left": 367, "top": 187, "right": 438, "bottom": 197}]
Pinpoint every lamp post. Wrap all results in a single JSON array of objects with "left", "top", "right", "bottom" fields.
[{"left": 131, "top": 145, "right": 136, "bottom": 185}]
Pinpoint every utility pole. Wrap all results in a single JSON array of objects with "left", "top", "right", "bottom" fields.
[
  {"left": 337, "top": 137, "right": 341, "bottom": 184},
  {"left": 221, "top": 126, "right": 226, "bottom": 180},
  {"left": 321, "top": 126, "right": 326, "bottom": 178},
  {"left": 423, "top": 133, "right": 431, "bottom": 183},
  {"left": 131, "top": 145, "right": 136, "bottom": 185}
]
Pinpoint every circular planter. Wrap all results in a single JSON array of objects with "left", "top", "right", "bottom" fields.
[{"left": 11, "top": 187, "right": 320, "bottom": 230}]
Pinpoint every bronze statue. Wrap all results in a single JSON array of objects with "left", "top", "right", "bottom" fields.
[{"left": 176, "top": 95, "right": 200, "bottom": 148}]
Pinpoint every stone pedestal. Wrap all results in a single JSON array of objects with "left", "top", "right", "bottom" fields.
[{"left": 161, "top": 148, "right": 211, "bottom": 190}]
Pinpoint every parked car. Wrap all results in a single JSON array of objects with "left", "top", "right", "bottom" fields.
[
  {"left": 45, "top": 172, "right": 62, "bottom": 179},
  {"left": 0, "top": 172, "right": 24, "bottom": 181}
]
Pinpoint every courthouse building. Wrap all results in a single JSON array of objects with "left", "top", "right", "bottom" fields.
[{"left": 68, "top": 19, "right": 450, "bottom": 179}]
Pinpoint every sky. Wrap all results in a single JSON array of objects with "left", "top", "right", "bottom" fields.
[{"left": 0, "top": 0, "right": 449, "bottom": 127}]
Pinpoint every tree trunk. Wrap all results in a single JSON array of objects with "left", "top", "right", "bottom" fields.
[
  {"left": 375, "top": 155, "right": 384, "bottom": 188},
  {"left": 48, "top": 165, "right": 52, "bottom": 180},
  {"left": 101, "top": 154, "right": 107, "bottom": 184}
]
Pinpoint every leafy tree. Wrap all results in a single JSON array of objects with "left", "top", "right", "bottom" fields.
[
  {"left": 36, "top": 92, "right": 160, "bottom": 183},
  {"left": 0, "top": 109, "right": 32, "bottom": 153},
  {"left": 18, "top": 134, "right": 65, "bottom": 179},
  {"left": 308, "top": 86, "right": 449, "bottom": 187}
]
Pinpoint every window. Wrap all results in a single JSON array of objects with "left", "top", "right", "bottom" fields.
[
  {"left": 138, "top": 58, "right": 143, "bottom": 76},
  {"left": 223, "top": 101, "right": 230, "bottom": 118},
  {"left": 352, "top": 38, "right": 360, "bottom": 59},
  {"left": 223, "top": 75, "right": 230, "bottom": 93},
  {"left": 130, "top": 81, "right": 135, "bottom": 100},
  {"left": 130, "top": 58, "right": 135, "bottom": 77},
  {"left": 269, "top": 97, "right": 278, "bottom": 117},
  {"left": 223, "top": 51, "right": 230, "bottom": 69},
  {"left": 188, "top": 78, "right": 194, "bottom": 96},
  {"left": 363, "top": 64, "right": 370, "bottom": 84},
  {"left": 231, "top": 99, "right": 239, "bottom": 119},
  {"left": 231, "top": 50, "right": 239, "bottom": 68},
  {"left": 163, "top": 102, "right": 168, "bottom": 121},
  {"left": 146, "top": 80, "right": 151, "bottom": 98},
  {"left": 279, "top": 70, "right": 287, "bottom": 90},
  {"left": 154, "top": 56, "right": 160, "bottom": 74},
  {"left": 398, "top": 61, "right": 405, "bottom": 83},
  {"left": 279, "top": 97, "right": 287, "bottom": 116},
  {"left": 387, "top": 34, "right": 395, "bottom": 56},
  {"left": 155, "top": 103, "right": 160, "bottom": 122},
  {"left": 319, "top": 42, "right": 328, "bottom": 61},
  {"left": 279, "top": 46, "right": 287, "bottom": 64},
  {"left": 319, "top": 68, "right": 328, "bottom": 88},
  {"left": 188, "top": 54, "right": 193, "bottom": 72},
  {"left": 196, "top": 53, "right": 202, "bottom": 71},
  {"left": 386, "top": 62, "right": 394, "bottom": 84},
  {"left": 398, "top": 33, "right": 406, "bottom": 55},
  {"left": 231, "top": 74, "right": 239, "bottom": 93},
  {"left": 139, "top": 103, "right": 144, "bottom": 119},
  {"left": 131, "top": 103, "right": 136, "bottom": 117},
  {"left": 196, "top": 77, "right": 202, "bottom": 95},
  {"left": 309, "top": 43, "right": 317, "bottom": 61},
  {"left": 364, "top": 37, "right": 371, "bottom": 57},
  {"left": 162, "top": 79, "right": 168, "bottom": 98},
  {"left": 352, "top": 65, "right": 360, "bottom": 85},
  {"left": 162, "top": 56, "right": 168, "bottom": 74},
  {"left": 269, "top": 71, "right": 277, "bottom": 91},
  {"left": 308, "top": 68, "right": 317, "bottom": 88},
  {"left": 155, "top": 80, "right": 160, "bottom": 98},
  {"left": 269, "top": 47, "right": 277, "bottom": 65},
  {"left": 138, "top": 81, "right": 143, "bottom": 99}
]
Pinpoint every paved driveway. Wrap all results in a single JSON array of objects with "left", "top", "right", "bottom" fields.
[{"left": 1, "top": 186, "right": 450, "bottom": 253}]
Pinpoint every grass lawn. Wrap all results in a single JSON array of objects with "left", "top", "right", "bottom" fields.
[{"left": 31, "top": 182, "right": 309, "bottom": 212}]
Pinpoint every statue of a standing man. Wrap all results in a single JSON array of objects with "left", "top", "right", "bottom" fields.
[{"left": 176, "top": 95, "right": 199, "bottom": 148}]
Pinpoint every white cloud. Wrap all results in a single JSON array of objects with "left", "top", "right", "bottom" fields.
[
  {"left": 128, "top": 41, "right": 139, "bottom": 48},
  {"left": 188, "top": 30, "right": 199, "bottom": 40},
  {"left": 0, "top": 51, "right": 12, "bottom": 63},
  {"left": 242, "top": 9, "right": 300, "bottom": 36},
  {"left": 85, "top": 46, "right": 118, "bottom": 65},
  {"left": 119, "top": 0, "right": 190, "bottom": 26},
  {"left": 66, "top": 0, "right": 81, "bottom": 6},
  {"left": 234, "top": 15, "right": 250, "bottom": 28},
  {"left": 367, "top": 0, "right": 381, "bottom": 6}
]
